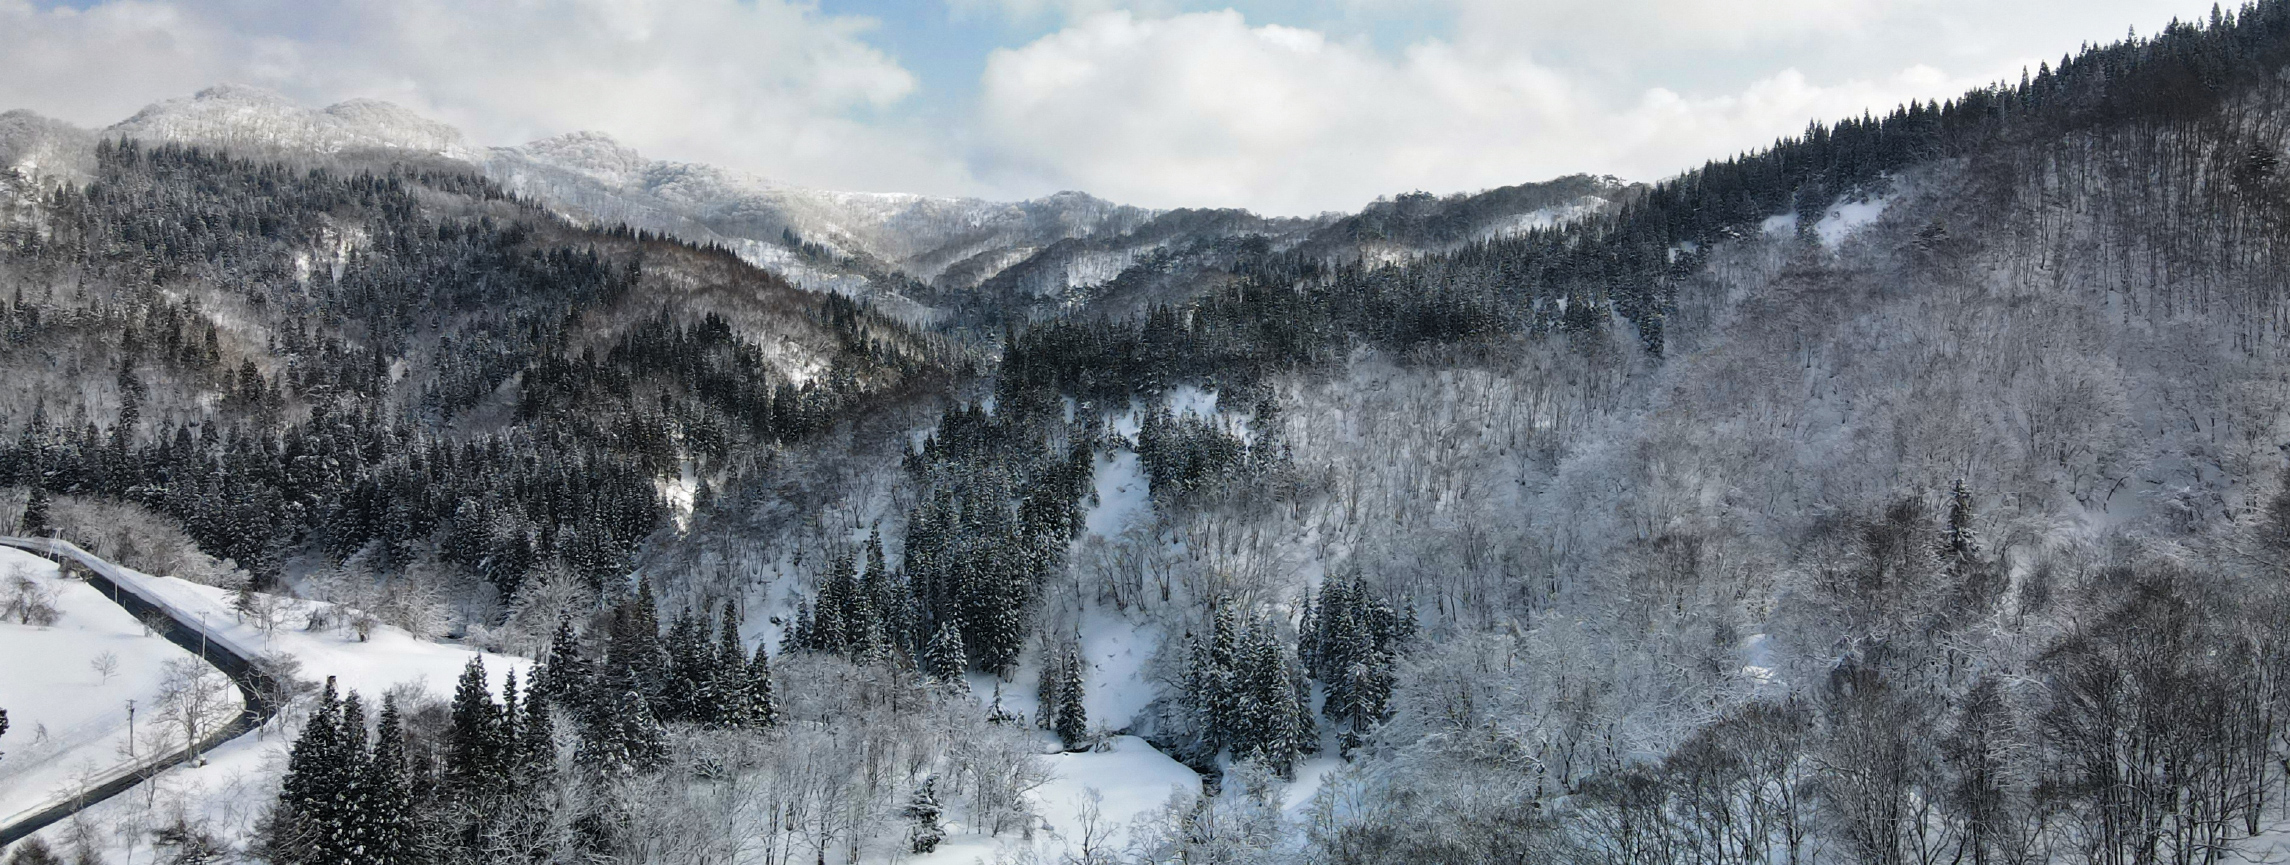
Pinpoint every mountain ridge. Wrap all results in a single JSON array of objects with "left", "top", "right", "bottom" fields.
[{"left": 0, "top": 85, "right": 1630, "bottom": 325}]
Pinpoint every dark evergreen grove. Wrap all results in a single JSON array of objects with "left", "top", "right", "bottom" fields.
[
  {"left": 777, "top": 396, "right": 1095, "bottom": 677},
  {"left": 263, "top": 592, "right": 785, "bottom": 865},
  {"left": 264, "top": 680, "right": 418, "bottom": 865},
  {"left": 1300, "top": 578, "right": 1413, "bottom": 754}
]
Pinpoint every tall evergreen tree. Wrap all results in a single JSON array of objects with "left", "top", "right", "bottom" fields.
[
  {"left": 780, "top": 600, "right": 813, "bottom": 654},
  {"left": 325, "top": 692, "right": 370, "bottom": 865},
  {"left": 365, "top": 696, "right": 415, "bottom": 865},
  {"left": 497, "top": 670, "right": 523, "bottom": 784},
  {"left": 713, "top": 603, "right": 750, "bottom": 727},
  {"left": 534, "top": 615, "right": 592, "bottom": 713},
  {"left": 745, "top": 643, "right": 781, "bottom": 729},
  {"left": 270, "top": 678, "right": 347, "bottom": 865},
  {"left": 1182, "top": 605, "right": 1243, "bottom": 755},
  {"left": 606, "top": 579, "right": 666, "bottom": 702},
  {"left": 903, "top": 776, "right": 945, "bottom": 854},
  {"left": 517, "top": 677, "right": 557, "bottom": 783},
  {"left": 661, "top": 609, "right": 712, "bottom": 723},
  {"left": 19, "top": 485, "right": 48, "bottom": 536},
  {"left": 924, "top": 621, "right": 968, "bottom": 685},
  {"left": 1054, "top": 644, "right": 1089, "bottom": 750},
  {"left": 445, "top": 657, "right": 505, "bottom": 796}
]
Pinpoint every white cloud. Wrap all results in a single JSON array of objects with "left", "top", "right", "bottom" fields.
[
  {"left": 0, "top": 0, "right": 2234, "bottom": 213},
  {"left": 1411, "top": 0, "right": 2220, "bottom": 90},
  {"left": 976, "top": 10, "right": 1999, "bottom": 215},
  {"left": 0, "top": 0, "right": 981, "bottom": 195},
  {"left": 946, "top": 0, "right": 1143, "bottom": 23}
]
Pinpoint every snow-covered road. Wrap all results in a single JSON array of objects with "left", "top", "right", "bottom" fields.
[{"left": 0, "top": 537, "right": 278, "bottom": 848}]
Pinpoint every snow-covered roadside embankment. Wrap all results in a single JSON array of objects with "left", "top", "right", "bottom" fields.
[{"left": 0, "top": 537, "right": 277, "bottom": 848}]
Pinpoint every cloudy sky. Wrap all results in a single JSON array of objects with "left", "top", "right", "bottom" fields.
[{"left": 0, "top": 0, "right": 2221, "bottom": 214}]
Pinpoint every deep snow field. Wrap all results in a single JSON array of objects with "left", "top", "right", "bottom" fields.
[
  {"left": 0, "top": 547, "right": 244, "bottom": 828},
  {"left": 2, "top": 548, "right": 529, "bottom": 863},
  {"left": 910, "top": 734, "right": 1202, "bottom": 865}
]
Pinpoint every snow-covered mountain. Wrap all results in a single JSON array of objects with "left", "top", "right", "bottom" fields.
[
  {"left": 1, "top": 86, "right": 1626, "bottom": 324},
  {"left": 16, "top": 86, "right": 1168, "bottom": 310},
  {"left": 1290, "top": 174, "right": 1638, "bottom": 264},
  {"left": 108, "top": 85, "right": 482, "bottom": 162},
  {"left": 489, "top": 131, "right": 1153, "bottom": 282}
]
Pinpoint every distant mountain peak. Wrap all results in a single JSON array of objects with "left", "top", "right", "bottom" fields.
[
  {"left": 509, "top": 130, "right": 655, "bottom": 187},
  {"left": 188, "top": 83, "right": 295, "bottom": 105},
  {"left": 108, "top": 85, "right": 477, "bottom": 160}
]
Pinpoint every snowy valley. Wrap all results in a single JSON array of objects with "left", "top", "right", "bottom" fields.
[{"left": 8, "top": 5, "right": 2290, "bottom": 865}]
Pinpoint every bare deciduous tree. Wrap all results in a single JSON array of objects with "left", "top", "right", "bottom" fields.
[{"left": 154, "top": 658, "right": 232, "bottom": 762}]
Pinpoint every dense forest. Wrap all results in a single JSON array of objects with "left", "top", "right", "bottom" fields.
[
  {"left": 0, "top": 140, "right": 941, "bottom": 600},
  {"left": 11, "top": 3, "right": 2290, "bottom": 865}
]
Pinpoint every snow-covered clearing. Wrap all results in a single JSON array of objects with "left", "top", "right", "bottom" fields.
[
  {"left": 1074, "top": 608, "right": 1160, "bottom": 730},
  {"left": 1756, "top": 194, "right": 1892, "bottom": 249},
  {"left": 0, "top": 548, "right": 242, "bottom": 827},
  {"left": 1284, "top": 755, "right": 1345, "bottom": 814},
  {"left": 17, "top": 560, "right": 529, "bottom": 863},
  {"left": 1165, "top": 384, "right": 1219, "bottom": 420},
  {"left": 130, "top": 575, "right": 533, "bottom": 704},
  {"left": 912, "top": 734, "right": 1199, "bottom": 865},
  {"left": 961, "top": 592, "right": 1162, "bottom": 735},
  {"left": 1814, "top": 195, "right": 1891, "bottom": 248}
]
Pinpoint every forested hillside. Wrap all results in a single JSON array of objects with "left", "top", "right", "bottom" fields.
[
  {"left": 0, "top": 138, "right": 944, "bottom": 612},
  {"left": 12, "top": 4, "right": 2290, "bottom": 865}
]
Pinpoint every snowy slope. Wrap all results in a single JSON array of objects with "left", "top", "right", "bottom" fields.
[
  {"left": 0, "top": 110, "right": 96, "bottom": 183},
  {"left": 0, "top": 548, "right": 243, "bottom": 827},
  {"left": 912, "top": 734, "right": 1200, "bottom": 865},
  {"left": 14, "top": 560, "right": 531, "bottom": 864}
]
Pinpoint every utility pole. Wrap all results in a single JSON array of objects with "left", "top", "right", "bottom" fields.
[{"left": 126, "top": 699, "right": 136, "bottom": 759}]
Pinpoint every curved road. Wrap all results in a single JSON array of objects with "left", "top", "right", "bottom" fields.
[{"left": 0, "top": 536, "right": 280, "bottom": 849}]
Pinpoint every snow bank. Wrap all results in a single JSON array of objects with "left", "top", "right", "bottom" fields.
[
  {"left": 127, "top": 575, "right": 533, "bottom": 709},
  {"left": 21, "top": 566, "right": 531, "bottom": 862},
  {"left": 0, "top": 548, "right": 243, "bottom": 826}
]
